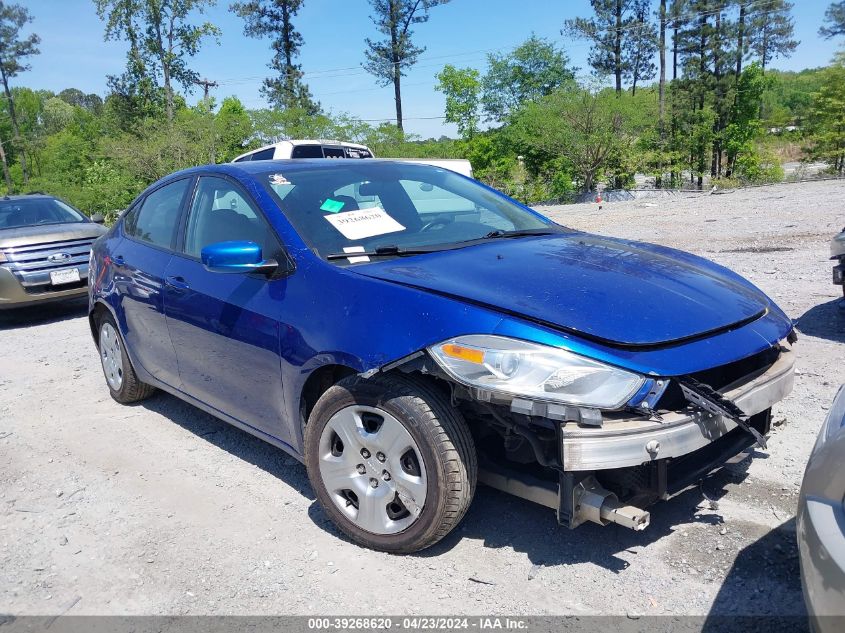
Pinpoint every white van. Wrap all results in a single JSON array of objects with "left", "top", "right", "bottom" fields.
[
  {"left": 233, "top": 140, "right": 374, "bottom": 162},
  {"left": 232, "top": 139, "right": 473, "bottom": 179}
]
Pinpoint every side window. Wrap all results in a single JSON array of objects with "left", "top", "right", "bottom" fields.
[
  {"left": 233, "top": 154, "right": 252, "bottom": 162},
  {"left": 250, "top": 147, "right": 276, "bottom": 161},
  {"left": 291, "top": 144, "right": 324, "bottom": 158},
  {"left": 183, "top": 176, "right": 280, "bottom": 258},
  {"left": 124, "top": 179, "right": 190, "bottom": 249}
]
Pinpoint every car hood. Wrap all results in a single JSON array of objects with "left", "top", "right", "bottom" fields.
[
  {"left": 352, "top": 234, "right": 772, "bottom": 347},
  {"left": 0, "top": 222, "right": 106, "bottom": 248}
]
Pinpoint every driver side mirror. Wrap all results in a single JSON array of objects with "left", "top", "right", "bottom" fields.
[
  {"left": 201, "top": 240, "right": 278, "bottom": 275},
  {"left": 90, "top": 212, "right": 105, "bottom": 224}
]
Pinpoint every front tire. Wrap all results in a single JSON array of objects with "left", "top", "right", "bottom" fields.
[
  {"left": 304, "top": 373, "right": 476, "bottom": 554},
  {"left": 97, "top": 312, "right": 156, "bottom": 404}
]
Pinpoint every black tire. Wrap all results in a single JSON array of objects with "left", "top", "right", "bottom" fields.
[
  {"left": 96, "top": 311, "right": 156, "bottom": 404},
  {"left": 304, "top": 373, "right": 477, "bottom": 554}
]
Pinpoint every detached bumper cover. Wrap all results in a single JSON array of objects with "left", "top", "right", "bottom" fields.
[{"left": 560, "top": 344, "right": 795, "bottom": 471}]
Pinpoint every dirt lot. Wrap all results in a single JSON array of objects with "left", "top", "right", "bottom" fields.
[{"left": 1, "top": 180, "right": 843, "bottom": 620}]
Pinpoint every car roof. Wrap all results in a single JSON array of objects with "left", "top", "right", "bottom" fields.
[{"left": 167, "top": 159, "right": 436, "bottom": 180}]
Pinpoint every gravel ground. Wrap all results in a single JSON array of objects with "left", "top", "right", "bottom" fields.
[{"left": 1, "top": 180, "right": 843, "bottom": 620}]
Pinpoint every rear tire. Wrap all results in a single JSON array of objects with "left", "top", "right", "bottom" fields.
[
  {"left": 97, "top": 311, "right": 156, "bottom": 404},
  {"left": 304, "top": 373, "right": 476, "bottom": 554}
]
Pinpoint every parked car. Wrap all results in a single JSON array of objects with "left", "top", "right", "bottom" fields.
[
  {"left": 831, "top": 227, "right": 844, "bottom": 298},
  {"left": 232, "top": 139, "right": 474, "bottom": 178},
  {"left": 88, "top": 160, "right": 796, "bottom": 553},
  {"left": 233, "top": 139, "right": 374, "bottom": 162},
  {"left": 0, "top": 193, "right": 107, "bottom": 309},
  {"left": 798, "top": 385, "right": 845, "bottom": 633}
]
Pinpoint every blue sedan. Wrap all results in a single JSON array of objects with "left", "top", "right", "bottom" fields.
[{"left": 89, "top": 160, "right": 796, "bottom": 552}]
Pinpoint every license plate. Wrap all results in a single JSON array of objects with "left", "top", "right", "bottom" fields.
[{"left": 50, "top": 268, "right": 81, "bottom": 285}]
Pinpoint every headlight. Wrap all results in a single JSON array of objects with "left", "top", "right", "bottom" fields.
[{"left": 428, "top": 335, "right": 644, "bottom": 409}]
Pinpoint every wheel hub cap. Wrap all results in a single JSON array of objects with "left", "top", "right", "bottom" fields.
[
  {"left": 318, "top": 405, "right": 427, "bottom": 535},
  {"left": 99, "top": 322, "right": 124, "bottom": 391}
]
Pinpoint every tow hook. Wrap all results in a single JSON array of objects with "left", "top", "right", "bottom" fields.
[{"left": 571, "top": 476, "right": 650, "bottom": 531}]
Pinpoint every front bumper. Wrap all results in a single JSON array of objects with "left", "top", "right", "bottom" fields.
[
  {"left": 477, "top": 341, "right": 795, "bottom": 531},
  {"left": 0, "top": 264, "right": 89, "bottom": 309},
  {"left": 559, "top": 344, "right": 795, "bottom": 471}
]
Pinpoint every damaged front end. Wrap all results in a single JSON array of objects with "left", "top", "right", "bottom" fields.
[{"left": 374, "top": 333, "right": 797, "bottom": 532}]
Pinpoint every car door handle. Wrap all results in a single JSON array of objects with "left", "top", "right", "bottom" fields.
[
  {"left": 113, "top": 255, "right": 125, "bottom": 267},
  {"left": 165, "top": 275, "right": 190, "bottom": 291}
]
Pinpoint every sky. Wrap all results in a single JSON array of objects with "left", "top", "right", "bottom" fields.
[{"left": 19, "top": 0, "right": 845, "bottom": 139}]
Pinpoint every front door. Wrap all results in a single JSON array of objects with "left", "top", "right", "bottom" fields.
[{"left": 163, "top": 175, "right": 290, "bottom": 441}]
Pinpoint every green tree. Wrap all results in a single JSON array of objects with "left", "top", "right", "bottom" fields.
[
  {"left": 363, "top": 0, "right": 449, "bottom": 132},
  {"left": 231, "top": 0, "right": 319, "bottom": 113},
  {"left": 94, "top": 0, "right": 161, "bottom": 129},
  {"left": 807, "top": 52, "right": 845, "bottom": 174},
  {"left": 820, "top": 1, "right": 845, "bottom": 39},
  {"left": 747, "top": 0, "right": 797, "bottom": 73},
  {"left": 95, "top": 0, "right": 220, "bottom": 123},
  {"left": 480, "top": 35, "right": 575, "bottom": 121},
  {"left": 723, "top": 62, "right": 768, "bottom": 176},
  {"left": 0, "top": 0, "right": 40, "bottom": 189},
  {"left": 509, "top": 87, "right": 649, "bottom": 192},
  {"left": 434, "top": 65, "right": 481, "bottom": 139},
  {"left": 564, "top": 0, "right": 656, "bottom": 95},
  {"left": 42, "top": 97, "right": 76, "bottom": 135},
  {"left": 622, "top": 0, "right": 658, "bottom": 95},
  {"left": 57, "top": 88, "right": 104, "bottom": 114}
]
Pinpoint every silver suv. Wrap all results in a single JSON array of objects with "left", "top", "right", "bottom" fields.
[{"left": 0, "top": 194, "right": 107, "bottom": 309}]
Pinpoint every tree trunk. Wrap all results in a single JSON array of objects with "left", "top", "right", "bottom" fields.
[
  {"left": 736, "top": 2, "right": 746, "bottom": 79},
  {"left": 659, "top": 0, "right": 666, "bottom": 133},
  {"left": 393, "top": 58, "right": 403, "bottom": 132},
  {"left": 0, "top": 137, "right": 12, "bottom": 192},
  {"left": 390, "top": 3, "right": 403, "bottom": 132},
  {"left": 761, "top": 26, "right": 769, "bottom": 73},
  {"left": 672, "top": 24, "right": 678, "bottom": 80},
  {"left": 697, "top": 14, "right": 707, "bottom": 190},
  {"left": 614, "top": 0, "right": 623, "bottom": 95},
  {"left": 0, "top": 63, "right": 28, "bottom": 185}
]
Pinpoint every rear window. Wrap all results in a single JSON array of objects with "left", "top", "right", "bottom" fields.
[
  {"left": 291, "top": 145, "right": 324, "bottom": 158},
  {"left": 249, "top": 147, "right": 276, "bottom": 161},
  {"left": 0, "top": 198, "right": 87, "bottom": 229}
]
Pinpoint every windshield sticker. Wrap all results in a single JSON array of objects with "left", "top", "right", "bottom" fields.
[
  {"left": 320, "top": 198, "right": 346, "bottom": 213},
  {"left": 269, "top": 173, "right": 290, "bottom": 186},
  {"left": 324, "top": 208, "right": 405, "bottom": 241},
  {"left": 343, "top": 246, "right": 370, "bottom": 264}
]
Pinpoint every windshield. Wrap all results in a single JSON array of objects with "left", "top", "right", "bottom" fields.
[
  {"left": 261, "top": 162, "right": 555, "bottom": 261},
  {"left": 0, "top": 198, "right": 87, "bottom": 229}
]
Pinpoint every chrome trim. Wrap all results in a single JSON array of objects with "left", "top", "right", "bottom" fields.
[{"left": 0, "top": 238, "right": 93, "bottom": 287}]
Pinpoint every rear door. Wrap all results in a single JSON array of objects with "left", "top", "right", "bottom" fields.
[
  {"left": 162, "top": 175, "right": 290, "bottom": 441},
  {"left": 114, "top": 178, "right": 192, "bottom": 387}
]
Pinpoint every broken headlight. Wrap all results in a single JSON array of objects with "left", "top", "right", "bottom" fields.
[{"left": 428, "top": 335, "right": 644, "bottom": 409}]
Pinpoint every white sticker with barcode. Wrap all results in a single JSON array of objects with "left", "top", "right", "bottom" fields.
[{"left": 324, "top": 208, "right": 405, "bottom": 241}]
